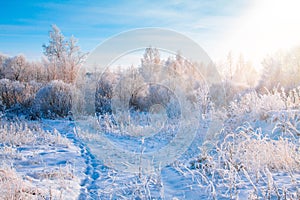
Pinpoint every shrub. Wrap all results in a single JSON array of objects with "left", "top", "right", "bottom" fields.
[
  {"left": 187, "top": 123, "right": 300, "bottom": 199},
  {"left": 0, "top": 79, "right": 41, "bottom": 112},
  {"left": 225, "top": 87, "right": 300, "bottom": 129},
  {"left": 95, "top": 74, "right": 115, "bottom": 115},
  {"left": 32, "top": 80, "right": 73, "bottom": 118}
]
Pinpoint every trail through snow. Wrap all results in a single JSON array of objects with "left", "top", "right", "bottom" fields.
[{"left": 32, "top": 114, "right": 300, "bottom": 200}]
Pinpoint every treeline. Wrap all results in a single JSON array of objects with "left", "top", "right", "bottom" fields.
[
  {"left": 95, "top": 47, "right": 209, "bottom": 118},
  {"left": 216, "top": 48, "right": 300, "bottom": 104},
  {"left": 0, "top": 25, "right": 85, "bottom": 119},
  {"left": 96, "top": 48, "right": 300, "bottom": 119},
  {"left": 0, "top": 25, "right": 299, "bottom": 119}
]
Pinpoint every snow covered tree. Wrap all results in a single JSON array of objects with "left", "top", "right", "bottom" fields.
[
  {"left": 226, "top": 51, "right": 235, "bottom": 81},
  {"left": 2, "top": 55, "right": 27, "bottom": 81},
  {"left": 234, "top": 54, "right": 258, "bottom": 87},
  {"left": 258, "top": 47, "right": 300, "bottom": 91},
  {"left": 258, "top": 53, "right": 285, "bottom": 92},
  {"left": 43, "top": 25, "right": 86, "bottom": 83},
  {"left": 141, "top": 47, "right": 161, "bottom": 65},
  {"left": 140, "top": 47, "right": 161, "bottom": 82},
  {"left": 0, "top": 54, "right": 8, "bottom": 79}
]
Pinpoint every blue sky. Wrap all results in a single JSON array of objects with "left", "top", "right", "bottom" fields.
[
  {"left": 0, "top": 0, "right": 252, "bottom": 61},
  {"left": 1, "top": 0, "right": 300, "bottom": 64}
]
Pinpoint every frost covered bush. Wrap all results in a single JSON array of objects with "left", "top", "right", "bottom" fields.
[
  {"left": 0, "top": 79, "right": 41, "bottom": 112},
  {"left": 271, "top": 110, "right": 300, "bottom": 139},
  {"left": 95, "top": 71, "right": 118, "bottom": 115},
  {"left": 217, "top": 125, "right": 300, "bottom": 173},
  {"left": 0, "top": 165, "right": 76, "bottom": 200},
  {"left": 0, "top": 121, "right": 73, "bottom": 199},
  {"left": 129, "top": 84, "right": 181, "bottom": 118},
  {"left": 94, "top": 49, "right": 208, "bottom": 118},
  {"left": 187, "top": 123, "right": 300, "bottom": 199},
  {"left": 226, "top": 87, "right": 300, "bottom": 127},
  {"left": 0, "top": 166, "right": 42, "bottom": 200},
  {"left": 0, "top": 79, "right": 26, "bottom": 109},
  {"left": 33, "top": 80, "right": 73, "bottom": 118},
  {"left": 0, "top": 121, "right": 70, "bottom": 146},
  {"left": 96, "top": 171, "right": 163, "bottom": 199}
]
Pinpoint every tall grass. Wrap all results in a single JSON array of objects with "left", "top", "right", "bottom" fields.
[
  {"left": 185, "top": 86, "right": 300, "bottom": 199},
  {"left": 0, "top": 120, "right": 76, "bottom": 200}
]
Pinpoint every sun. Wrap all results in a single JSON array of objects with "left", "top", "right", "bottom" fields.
[{"left": 222, "top": 0, "right": 300, "bottom": 69}]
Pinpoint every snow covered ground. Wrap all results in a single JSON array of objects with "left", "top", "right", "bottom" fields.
[
  {"left": 0, "top": 108, "right": 299, "bottom": 199},
  {"left": 0, "top": 120, "right": 84, "bottom": 199}
]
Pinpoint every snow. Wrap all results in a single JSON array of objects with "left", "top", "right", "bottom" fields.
[
  {"left": 0, "top": 120, "right": 84, "bottom": 199},
  {"left": 0, "top": 107, "right": 299, "bottom": 199}
]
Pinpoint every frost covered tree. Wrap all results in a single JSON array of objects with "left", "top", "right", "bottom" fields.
[
  {"left": 233, "top": 54, "right": 258, "bottom": 87},
  {"left": 0, "top": 54, "right": 9, "bottom": 79},
  {"left": 258, "top": 47, "right": 300, "bottom": 91},
  {"left": 43, "top": 25, "right": 86, "bottom": 83},
  {"left": 28, "top": 61, "right": 47, "bottom": 83},
  {"left": 226, "top": 51, "right": 235, "bottom": 81},
  {"left": 1, "top": 55, "right": 27, "bottom": 81},
  {"left": 140, "top": 47, "right": 161, "bottom": 82},
  {"left": 141, "top": 47, "right": 161, "bottom": 65},
  {"left": 10, "top": 55, "right": 26, "bottom": 81},
  {"left": 0, "top": 54, "right": 51, "bottom": 83}
]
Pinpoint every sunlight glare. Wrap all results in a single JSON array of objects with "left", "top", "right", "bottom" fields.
[{"left": 222, "top": 0, "right": 300, "bottom": 68}]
